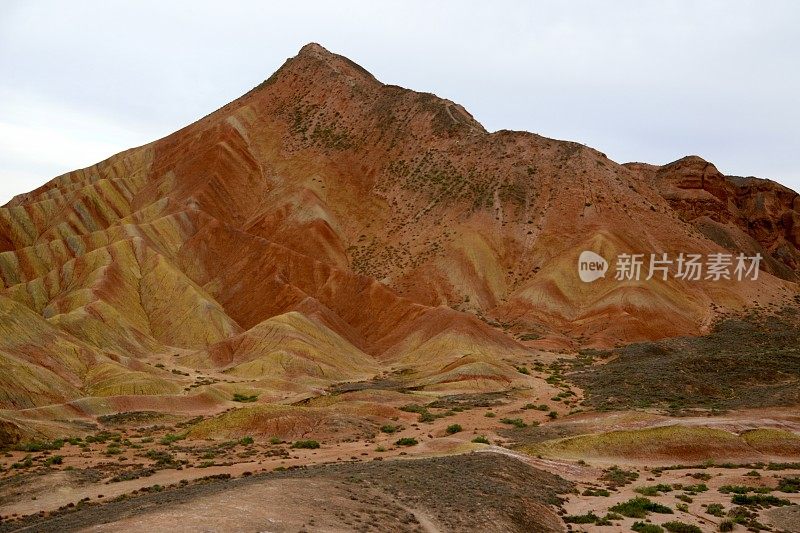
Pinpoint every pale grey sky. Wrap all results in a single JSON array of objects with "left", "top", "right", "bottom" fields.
[{"left": 1, "top": 0, "right": 798, "bottom": 205}]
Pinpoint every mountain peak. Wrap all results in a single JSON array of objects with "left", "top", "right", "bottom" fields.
[{"left": 297, "top": 42, "right": 333, "bottom": 57}]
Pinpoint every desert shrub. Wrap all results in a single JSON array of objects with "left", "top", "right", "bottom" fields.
[
  {"left": 16, "top": 439, "right": 64, "bottom": 452},
  {"left": 445, "top": 424, "right": 462, "bottom": 435},
  {"left": 662, "top": 522, "right": 701, "bottom": 533},
  {"left": 718, "top": 519, "right": 734, "bottom": 532},
  {"left": 471, "top": 436, "right": 490, "bottom": 444},
  {"left": 12, "top": 455, "right": 33, "bottom": 469},
  {"left": 706, "top": 503, "right": 725, "bottom": 517},
  {"left": 395, "top": 437, "right": 418, "bottom": 447},
  {"left": 499, "top": 418, "right": 526, "bottom": 428},
  {"left": 145, "top": 450, "right": 178, "bottom": 467},
  {"left": 516, "top": 366, "right": 530, "bottom": 375},
  {"left": 484, "top": 411, "right": 496, "bottom": 418},
  {"left": 238, "top": 436, "right": 254, "bottom": 445},
  {"left": 563, "top": 512, "right": 598, "bottom": 524},
  {"left": 232, "top": 393, "right": 258, "bottom": 403},
  {"left": 582, "top": 487, "right": 611, "bottom": 497},
  {"left": 290, "top": 440, "right": 320, "bottom": 449},
  {"left": 601, "top": 466, "right": 639, "bottom": 488},
  {"left": 777, "top": 476, "right": 800, "bottom": 493},
  {"left": 159, "top": 433, "right": 185, "bottom": 445},
  {"left": 380, "top": 424, "right": 399, "bottom": 434},
  {"left": 676, "top": 503, "right": 688, "bottom": 512},
  {"left": 681, "top": 483, "right": 708, "bottom": 493},
  {"left": 719, "top": 484, "right": 770, "bottom": 494},
  {"left": 766, "top": 462, "right": 800, "bottom": 470},
  {"left": 609, "top": 497, "right": 673, "bottom": 518},
  {"left": 45, "top": 455, "right": 63, "bottom": 466},
  {"left": 632, "top": 522, "right": 664, "bottom": 533},
  {"left": 105, "top": 444, "right": 122, "bottom": 455},
  {"left": 418, "top": 411, "right": 436, "bottom": 423},
  {"left": 731, "top": 493, "right": 790, "bottom": 507},
  {"left": 635, "top": 484, "right": 673, "bottom": 496},
  {"left": 547, "top": 411, "right": 558, "bottom": 419}
]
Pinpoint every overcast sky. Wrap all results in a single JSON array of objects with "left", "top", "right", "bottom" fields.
[{"left": 1, "top": 1, "right": 798, "bottom": 205}]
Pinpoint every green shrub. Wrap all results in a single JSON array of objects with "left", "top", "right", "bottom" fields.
[
  {"left": 471, "top": 436, "right": 490, "bottom": 444},
  {"left": 719, "top": 484, "right": 770, "bottom": 494},
  {"left": 395, "top": 437, "right": 418, "bottom": 447},
  {"left": 635, "top": 484, "right": 673, "bottom": 496},
  {"left": 46, "top": 455, "right": 63, "bottom": 465},
  {"left": 731, "top": 493, "right": 790, "bottom": 507},
  {"left": 484, "top": 411, "right": 496, "bottom": 418},
  {"left": 681, "top": 483, "right": 708, "bottom": 493},
  {"left": 16, "top": 439, "right": 64, "bottom": 452},
  {"left": 290, "top": 440, "right": 320, "bottom": 449},
  {"left": 718, "top": 519, "right": 734, "bottom": 532},
  {"left": 563, "top": 512, "right": 598, "bottom": 524},
  {"left": 12, "top": 455, "right": 33, "bottom": 469},
  {"left": 777, "top": 476, "right": 800, "bottom": 493},
  {"left": 380, "top": 424, "right": 399, "bottom": 434},
  {"left": 609, "top": 497, "right": 674, "bottom": 518},
  {"left": 445, "top": 424, "right": 462, "bottom": 435},
  {"left": 547, "top": 411, "right": 558, "bottom": 419},
  {"left": 662, "top": 522, "right": 701, "bottom": 533},
  {"left": 160, "top": 433, "right": 185, "bottom": 445},
  {"left": 601, "top": 466, "right": 639, "bottom": 488},
  {"left": 499, "top": 418, "right": 526, "bottom": 428},
  {"left": 232, "top": 393, "right": 258, "bottom": 403},
  {"left": 418, "top": 411, "right": 436, "bottom": 423},
  {"left": 145, "top": 450, "right": 178, "bottom": 467},
  {"left": 238, "top": 436, "right": 254, "bottom": 445},
  {"left": 582, "top": 487, "right": 611, "bottom": 497},
  {"left": 675, "top": 494, "right": 692, "bottom": 503},
  {"left": 706, "top": 503, "right": 725, "bottom": 517},
  {"left": 632, "top": 522, "right": 664, "bottom": 533}
]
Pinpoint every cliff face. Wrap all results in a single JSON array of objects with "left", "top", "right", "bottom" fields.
[
  {"left": 0, "top": 43, "right": 797, "bottom": 409},
  {"left": 626, "top": 156, "right": 800, "bottom": 281}
]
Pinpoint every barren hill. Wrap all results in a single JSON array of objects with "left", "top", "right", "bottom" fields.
[{"left": 0, "top": 42, "right": 797, "bottom": 419}]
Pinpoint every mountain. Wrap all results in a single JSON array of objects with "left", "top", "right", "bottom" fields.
[{"left": 0, "top": 42, "right": 797, "bottom": 418}]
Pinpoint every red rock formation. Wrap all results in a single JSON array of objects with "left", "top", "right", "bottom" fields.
[{"left": 0, "top": 43, "right": 797, "bottom": 413}]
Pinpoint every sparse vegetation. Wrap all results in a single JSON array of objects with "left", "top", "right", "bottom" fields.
[
  {"left": 635, "top": 484, "right": 673, "bottom": 496},
  {"left": 471, "top": 436, "right": 490, "bottom": 444},
  {"left": 232, "top": 393, "right": 259, "bottom": 403},
  {"left": 582, "top": 487, "right": 611, "bottom": 497},
  {"left": 731, "top": 493, "right": 790, "bottom": 507},
  {"left": 395, "top": 437, "right": 418, "bottom": 447},
  {"left": 445, "top": 424, "right": 462, "bottom": 435},
  {"left": 600, "top": 466, "right": 639, "bottom": 488},
  {"left": 290, "top": 440, "right": 320, "bottom": 449},
  {"left": 499, "top": 418, "right": 527, "bottom": 428},
  {"left": 632, "top": 522, "right": 664, "bottom": 533},
  {"left": 718, "top": 519, "right": 734, "bottom": 532},
  {"left": 609, "top": 497, "right": 674, "bottom": 518},
  {"left": 662, "top": 522, "right": 702, "bottom": 533},
  {"left": 706, "top": 503, "right": 725, "bottom": 517}
]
